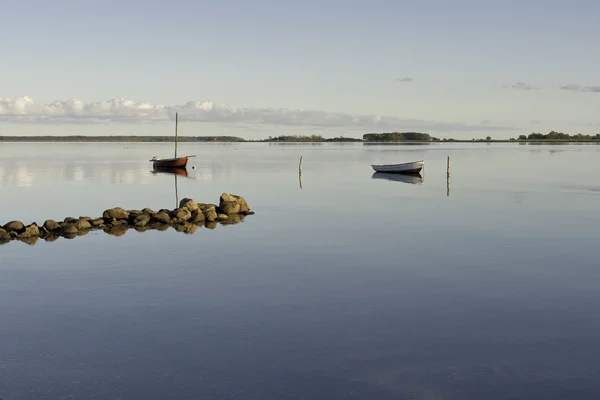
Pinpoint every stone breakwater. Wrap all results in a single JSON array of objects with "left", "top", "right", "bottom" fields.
[{"left": 0, "top": 193, "right": 254, "bottom": 246}]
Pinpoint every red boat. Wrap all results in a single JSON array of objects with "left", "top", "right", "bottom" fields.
[
  {"left": 150, "top": 156, "right": 189, "bottom": 168},
  {"left": 150, "top": 112, "right": 195, "bottom": 169}
]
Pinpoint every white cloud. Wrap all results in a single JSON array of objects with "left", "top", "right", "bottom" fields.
[
  {"left": 560, "top": 84, "right": 600, "bottom": 93},
  {"left": 0, "top": 96, "right": 513, "bottom": 132},
  {"left": 503, "top": 82, "right": 538, "bottom": 90}
]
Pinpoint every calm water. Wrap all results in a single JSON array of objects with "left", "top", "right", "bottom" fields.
[{"left": 1, "top": 142, "right": 599, "bottom": 399}]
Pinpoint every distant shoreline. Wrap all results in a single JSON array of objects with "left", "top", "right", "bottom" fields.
[{"left": 1, "top": 136, "right": 599, "bottom": 144}]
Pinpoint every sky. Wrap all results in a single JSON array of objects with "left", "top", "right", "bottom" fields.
[{"left": 1, "top": 0, "right": 599, "bottom": 139}]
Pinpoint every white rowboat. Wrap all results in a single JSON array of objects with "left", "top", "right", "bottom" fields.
[{"left": 371, "top": 160, "right": 424, "bottom": 174}]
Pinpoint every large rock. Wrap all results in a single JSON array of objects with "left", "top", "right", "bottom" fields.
[
  {"left": 191, "top": 209, "right": 205, "bottom": 223},
  {"left": 73, "top": 219, "right": 92, "bottom": 231},
  {"left": 61, "top": 224, "right": 78, "bottom": 236},
  {"left": 3, "top": 221, "right": 25, "bottom": 234},
  {"left": 171, "top": 208, "right": 192, "bottom": 222},
  {"left": 102, "top": 207, "right": 130, "bottom": 220},
  {"left": 204, "top": 208, "right": 217, "bottom": 222},
  {"left": 18, "top": 224, "right": 40, "bottom": 238},
  {"left": 179, "top": 198, "right": 199, "bottom": 212},
  {"left": 133, "top": 214, "right": 151, "bottom": 227},
  {"left": 91, "top": 218, "right": 104, "bottom": 227},
  {"left": 219, "top": 193, "right": 250, "bottom": 214},
  {"left": 152, "top": 211, "right": 171, "bottom": 224},
  {"left": 43, "top": 219, "right": 61, "bottom": 232}
]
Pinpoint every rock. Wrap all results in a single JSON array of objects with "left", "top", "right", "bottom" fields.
[
  {"left": 204, "top": 208, "right": 217, "bottom": 222},
  {"left": 128, "top": 210, "right": 143, "bottom": 216},
  {"left": 61, "top": 224, "right": 78, "bottom": 236},
  {"left": 190, "top": 210, "right": 205, "bottom": 223},
  {"left": 244, "top": 211, "right": 255, "bottom": 215},
  {"left": 3, "top": 221, "right": 25, "bottom": 234},
  {"left": 219, "top": 200, "right": 240, "bottom": 214},
  {"left": 110, "top": 219, "right": 128, "bottom": 227},
  {"left": 133, "top": 214, "right": 150, "bottom": 227},
  {"left": 73, "top": 219, "right": 92, "bottom": 231},
  {"left": 200, "top": 203, "right": 217, "bottom": 211},
  {"left": 142, "top": 208, "right": 155, "bottom": 215},
  {"left": 9, "top": 231, "right": 18, "bottom": 238},
  {"left": 18, "top": 224, "right": 40, "bottom": 239},
  {"left": 0, "top": 228, "right": 10, "bottom": 243},
  {"left": 79, "top": 216, "right": 92, "bottom": 223},
  {"left": 63, "top": 217, "right": 78, "bottom": 224},
  {"left": 219, "top": 193, "right": 250, "bottom": 214},
  {"left": 91, "top": 218, "right": 104, "bottom": 226},
  {"left": 102, "top": 207, "right": 130, "bottom": 220},
  {"left": 43, "top": 219, "right": 60, "bottom": 232},
  {"left": 152, "top": 211, "right": 171, "bottom": 224},
  {"left": 171, "top": 208, "right": 192, "bottom": 222},
  {"left": 179, "top": 198, "right": 199, "bottom": 212}
]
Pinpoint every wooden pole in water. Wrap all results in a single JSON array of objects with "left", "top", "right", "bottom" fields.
[
  {"left": 174, "top": 112, "right": 178, "bottom": 158},
  {"left": 299, "top": 156, "right": 303, "bottom": 189},
  {"left": 446, "top": 156, "right": 450, "bottom": 197}
]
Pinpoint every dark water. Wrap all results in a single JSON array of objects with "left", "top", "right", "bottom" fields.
[{"left": 1, "top": 142, "right": 599, "bottom": 399}]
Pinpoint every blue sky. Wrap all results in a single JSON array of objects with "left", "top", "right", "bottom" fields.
[{"left": 1, "top": 0, "right": 599, "bottom": 139}]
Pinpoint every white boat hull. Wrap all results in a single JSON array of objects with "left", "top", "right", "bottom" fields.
[{"left": 371, "top": 160, "right": 424, "bottom": 173}]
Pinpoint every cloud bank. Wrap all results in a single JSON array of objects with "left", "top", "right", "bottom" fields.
[
  {"left": 560, "top": 84, "right": 600, "bottom": 93},
  {"left": 0, "top": 96, "right": 513, "bottom": 132},
  {"left": 503, "top": 82, "right": 538, "bottom": 90}
]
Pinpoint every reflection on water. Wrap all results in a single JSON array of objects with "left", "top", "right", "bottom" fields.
[
  {"left": 2, "top": 217, "right": 247, "bottom": 247},
  {"left": 0, "top": 159, "right": 236, "bottom": 187},
  {"left": 371, "top": 172, "right": 424, "bottom": 185}
]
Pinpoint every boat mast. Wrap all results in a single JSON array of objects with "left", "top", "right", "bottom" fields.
[{"left": 174, "top": 112, "right": 178, "bottom": 158}]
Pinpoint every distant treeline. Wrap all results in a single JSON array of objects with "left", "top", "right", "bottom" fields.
[
  {"left": 362, "top": 132, "right": 432, "bottom": 142},
  {"left": 517, "top": 131, "right": 600, "bottom": 141},
  {"left": 0, "top": 135, "right": 246, "bottom": 142},
  {"left": 260, "top": 135, "right": 362, "bottom": 142},
  {"left": 1, "top": 130, "right": 599, "bottom": 143},
  {"left": 261, "top": 132, "right": 432, "bottom": 142}
]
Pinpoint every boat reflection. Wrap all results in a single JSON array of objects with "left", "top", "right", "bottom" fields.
[
  {"left": 151, "top": 166, "right": 189, "bottom": 177},
  {"left": 371, "top": 172, "right": 424, "bottom": 185}
]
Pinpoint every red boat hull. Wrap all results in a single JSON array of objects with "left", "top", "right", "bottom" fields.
[{"left": 151, "top": 156, "right": 188, "bottom": 168}]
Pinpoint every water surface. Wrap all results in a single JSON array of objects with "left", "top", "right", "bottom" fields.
[{"left": 1, "top": 142, "right": 599, "bottom": 399}]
